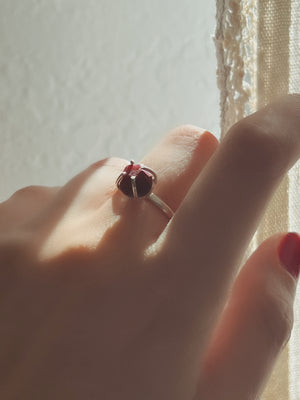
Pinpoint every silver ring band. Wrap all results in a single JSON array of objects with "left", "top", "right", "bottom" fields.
[
  {"left": 147, "top": 192, "right": 174, "bottom": 220},
  {"left": 116, "top": 160, "right": 175, "bottom": 220}
]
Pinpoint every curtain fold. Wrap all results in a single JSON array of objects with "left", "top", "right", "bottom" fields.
[
  {"left": 289, "top": 2, "right": 300, "bottom": 399},
  {"left": 215, "top": 0, "right": 300, "bottom": 398},
  {"left": 256, "top": 2, "right": 291, "bottom": 399}
]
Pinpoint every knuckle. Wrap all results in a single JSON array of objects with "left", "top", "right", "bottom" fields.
[
  {"left": 12, "top": 185, "right": 44, "bottom": 198},
  {"left": 88, "top": 157, "right": 127, "bottom": 171},
  {"left": 88, "top": 157, "right": 110, "bottom": 170},
  {"left": 257, "top": 289, "right": 294, "bottom": 349},
  {"left": 226, "top": 119, "right": 285, "bottom": 178},
  {"left": 168, "top": 125, "right": 207, "bottom": 145}
]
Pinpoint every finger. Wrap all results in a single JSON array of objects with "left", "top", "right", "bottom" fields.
[
  {"left": 31, "top": 157, "right": 128, "bottom": 229},
  {"left": 111, "top": 125, "right": 219, "bottom": 247},
  {"left": 27, "top": 157, "right": 134, "bottom": 260},
  {"left": 156, "top": 95, "right": 300, "bottom": 340},
  {"left": 140, "top": 125, "right": 219, "bottom": 214},
  {"left": 0, "top": 186, "right": 60, "bottom": 231},
  {"left": 29, "top": 128, "right": 218, "bottom": 262},
  {"left": 197, "top": 232, "right": 300, "bottom": 400}
]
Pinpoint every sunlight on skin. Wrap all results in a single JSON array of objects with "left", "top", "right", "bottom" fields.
[
  {"left": 37, "top": 201, "right": 121, "bottom": 262},
  {"left": 0, "top": 96, "right": 300, "bottom": 399},
  {"left": 34, "top": 157, "right": 131, "bottom": 262},
  {"left": 141, "top": 128, "right": 211, "bottom": 182},
  {"left": 38, "top": 125, "right": 216, "bottom": 261}
]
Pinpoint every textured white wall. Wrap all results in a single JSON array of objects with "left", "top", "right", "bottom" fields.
[{"left": 0, "top": 0, "right": 219, "bottom": 201}]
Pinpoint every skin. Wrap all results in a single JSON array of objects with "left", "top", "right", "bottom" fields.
[{"left": 0, "top": 94, "right": 299, "bottom": 399}]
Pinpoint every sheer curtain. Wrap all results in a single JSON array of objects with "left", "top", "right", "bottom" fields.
[{"left": 214, "top": 0, "right": 300, "bottom": 398}]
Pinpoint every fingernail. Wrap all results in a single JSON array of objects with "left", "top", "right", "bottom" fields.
[{"left": 278, "top": 232, "right": 300, "bottom": 279}]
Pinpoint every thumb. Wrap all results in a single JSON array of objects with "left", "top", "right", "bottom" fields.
[{"left": 197, "top": 232, "right": 300, "bottom": 400}]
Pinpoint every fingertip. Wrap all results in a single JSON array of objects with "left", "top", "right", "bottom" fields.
[
  {"left": 200, "top": 130, "right": 220, "bottom": 149},
  {"left": 278, "top": 232, "right": 300, "bottom": 280}
]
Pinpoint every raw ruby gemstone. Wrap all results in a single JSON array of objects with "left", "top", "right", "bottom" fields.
[
  {"left": 118, "top": 163, "right": 153, "bottom": 197},
  {"left": 123, "top": 163, "right": 141, "bottom": 175}
]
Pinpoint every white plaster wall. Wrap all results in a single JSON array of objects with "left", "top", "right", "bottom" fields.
[{"left": 0, "top": 0, "right": 219, "bottom": 201}]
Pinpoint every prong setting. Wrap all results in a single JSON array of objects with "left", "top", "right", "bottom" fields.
[
  {"left": 115, "top": 160, "right": 174, "bottom": 220},
  {"left": 131, "top": 175, "right": 138, "bottom": 198},
  {"left": 116, "top": 161, "right": 156, "bottom": 198}
]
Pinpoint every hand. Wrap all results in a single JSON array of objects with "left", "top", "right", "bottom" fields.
[{"left": 0, "top": 95, "right": 299, "bottom": 400}]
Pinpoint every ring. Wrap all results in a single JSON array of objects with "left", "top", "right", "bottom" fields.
[{"left": 116, "top": 160, "right": 174, "bottom": 220}]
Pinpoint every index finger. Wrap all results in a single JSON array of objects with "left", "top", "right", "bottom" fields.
[{"left": 157, "top": 94, "right": 300, "bottom": 324}]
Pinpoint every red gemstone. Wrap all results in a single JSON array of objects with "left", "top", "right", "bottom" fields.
[
  {"left": 118, "top": 163, "right": 153, "bottom": 198},
  {"left": 124, "top": 163, "right": 142, "bottom": 175}
]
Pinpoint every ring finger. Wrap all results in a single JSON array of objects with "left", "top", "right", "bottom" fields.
[
  {"left": 29, "top": 127, "right": 218, "bottom": 258},
  {"left": 110, "top": 125, "right": 219, "bottom": 248}
]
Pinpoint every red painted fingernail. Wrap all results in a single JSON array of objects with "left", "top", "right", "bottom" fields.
[{"left": 278, "top": 232, "right": 300, "bottom": 279}]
